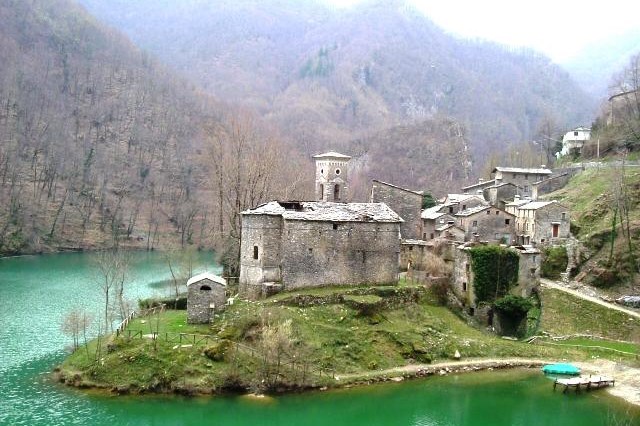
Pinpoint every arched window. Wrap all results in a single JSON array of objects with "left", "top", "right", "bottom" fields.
[
  {"left": 200, "top": 285, "right": 212, "bottom": 291},
  {"left": 334, "top": 184, "right": 340, "bottom": 201}
]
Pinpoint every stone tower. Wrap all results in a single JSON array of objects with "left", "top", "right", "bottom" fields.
[{"left": 313, "top": 152, "right": 351, "bottom": 202}]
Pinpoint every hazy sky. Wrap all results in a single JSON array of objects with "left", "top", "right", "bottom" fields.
[{"left": 325, "top": 0, "right": 640, "bottom": 63}]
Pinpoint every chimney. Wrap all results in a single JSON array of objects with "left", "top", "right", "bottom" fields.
[
  {"left": 514, "top": 195, "right": 520, "bottom": 200},
  {"left": 478, "top": 178, "right": 484, "bottom": 183},
  {"left": 541, "top": 165, "right": 546, "bottom": 169}
]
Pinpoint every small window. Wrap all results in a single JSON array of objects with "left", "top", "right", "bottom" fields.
[
  {"left": 472, "top": 220, "right": 478, "bottom": 226},
  {"left": 524, "top": 185, "right": 529, "bottom": 192},
  {"left": 466, "top": 263, "right": 470, "bottom": 272},
  {"left": 334, "top": 184, "right": 340, "bottom": 201},
  {"left": 486, "top": 210, "right": 491, "bottom": 215},
  {"left": 495, "top": 211, "right": 499, "bottom": 215},
  {"left": 335, "top": 168, "right": 341, "bottom": 175},
  {"left": 562, "top": 212, "right": 566, "bottom": 220},
  {"left": 430, "top": 233, "right": 434, "bottom": 239},
  {"left": 524, "top": 174, "right": 528, "bottom": 180},
  {"left": 449, "top": 206, "right": 454, "bottom": 213},
  {"left": 409, "top": 246, "right": 413, "bottom": 251},
  {"left": 462, "top": 204, "right": 467, "bottom": 210},
  {"left": 512, "top": 173, "right": 516, "bottom": 179},
  {"left": 463, "top": 282, "right": 467, "bottom": 291},
  {"left": 574, "top": 131, "right": 578, "bottom": 136},
  {"left": 321, "top": 169, "right": 324, "bottom": 174},
  {"left": 200, "top": 285, "right": 212, "bottom": 291},
  {"left": 308, "top": 247, "right": 313, "bottom": 253},
  {"left": 423, "top": 233, "right": 427, "bottom": 239},
  {"left": 333, "top": 223, "right": 338, "bottom": 230},
  {"left": 505, "top": 219, "right": 510, "bottom": 225},
  {"left": 253, "top": 245, "right": 259, "bottom": 260}
]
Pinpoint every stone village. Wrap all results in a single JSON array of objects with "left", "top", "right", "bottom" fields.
[{"left": 187, "top": 151, "right": 572, "bottom": 333}]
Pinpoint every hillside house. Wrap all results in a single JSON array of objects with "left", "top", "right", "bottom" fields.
[
  {"left": 371, "top": 180, "right": 423, "bottom": 240},
  {"left": 506, "top": 200, "right": 570, "bottom": 245},
  {"left": 239, "top": 201, "right": 402, "bottom": 299},
  {"left": 491, "top": 167, "right": 552, "bottom": 199},
  {"left": 455, "top": 205, "right": 515, "bottom": 244},
  {"left": 441, "top": 194, "right": 487, "bottom": 215},
  {"left": 187, "top": 273, "right": 227, "bottom": 324},
  {"left": 453, "top": 243, "right": 540, "bottom": 322},
  {"left": 421, "top": 205, "right": 457, "bottom": 240},
  {"left": 560, "top": 127, "right": 590, "bottom": 157}
]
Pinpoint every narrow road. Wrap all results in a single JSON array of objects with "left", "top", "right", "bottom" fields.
[{"left": 539, "top": 278, "right": 640, "bottom": 320}]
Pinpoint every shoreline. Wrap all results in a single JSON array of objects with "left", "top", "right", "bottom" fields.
[{"left": 55, "top": 356, "right": 640, "bottom": 407}]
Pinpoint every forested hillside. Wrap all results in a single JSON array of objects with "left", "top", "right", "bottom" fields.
[
  {"left": 78, "top": 0, "right": 595, "bottom": 164},
  {"left": 0, "top": 0, "right": 308, "bottom": 255}
]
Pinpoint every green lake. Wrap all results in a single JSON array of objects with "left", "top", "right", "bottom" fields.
[{"left": 0, "top": 252, "right": 638, "bottom": 425}]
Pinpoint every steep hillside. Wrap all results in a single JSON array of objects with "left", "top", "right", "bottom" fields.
[
  {"left": 78, "top": 0, "right": 594, "bottom": 164},
  {"left": 545, "top": 166, "right": 640, "bottom": 294},
  {"left": 0, "top": 0, "right": 222, "bottom": 254}
]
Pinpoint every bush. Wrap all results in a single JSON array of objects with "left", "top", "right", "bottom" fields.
[
  {"left": 494, "top": 295, "right": 533, "bottom": 318},
  {"left": 541, "top": 246, "right": 568, "bottom": 279},
  {"left": 469, "top": 245, "right": 519, "bottom": 303},
  {"left": 138, "top": 296, "right": 187, "bottom": 310},
  {"left": 423, "top": 252, "right": 451, "bottom": 277},
  {"left": 203, "top": 340, "right": 233, "bottom": 362}
]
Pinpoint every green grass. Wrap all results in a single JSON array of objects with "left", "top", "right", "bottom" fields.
[{"left": 539, "top": 287, "right": 640, "bottom": 342}]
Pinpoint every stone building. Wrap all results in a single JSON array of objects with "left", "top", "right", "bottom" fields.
[
  {"left": 507, "top": 200, "right": 570, "bottom": 245},
  {"left": 314, "top": 151, "right": 350, "bottom": 202},
  {"left": 186, "top": 273, "right": 227, "bottom": 324},
  {"left": 441, "top": 194, "right": 486, "bottom": 215},
  {"left": 239, "top": 201, "right": 402, "bottom": 299},
  {"left": 452, "top": 243, "right": 540, "bottom": 317},
  {"left": 483, "top": 182, "right": 520, "bottom": 209},
  {"left": 370, "top": 180, "right": 423, "bottom": 240},
  {"left": 455, "top": 205, "right": 515, "bottom": 244},
  {"left": 421, "top": 205, "right": 456, "bottom": 240},
  {"left": 491, "top": 167, "right": 552, "bottom": 199}
]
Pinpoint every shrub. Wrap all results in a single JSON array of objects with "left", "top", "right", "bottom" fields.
[
  {"left": 204, "top": 340, "right": 233, "bottom": 362},
  {"left": 469, "top": 245, "right": 519, "bottom": 303},
  {"left": 423, "top": 252, "right": 451, "bottom": 277},
  {"left": 541, "top": 246, "right": 568, "bottom": 279}
]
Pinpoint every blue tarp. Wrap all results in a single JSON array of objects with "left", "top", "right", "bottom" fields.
[{"left": 542, "top": 363, "right": 581, "bottom": 375}]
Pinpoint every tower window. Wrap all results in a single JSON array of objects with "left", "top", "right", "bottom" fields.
[
  {"left": 334, "top": 184, "right": 340, "bottom": 200},
  {"left": 319, "top": 183, "right": 324, "bottom": 201},
  {"left": 335, "top": 168, "right": 341, "bottom": 175},
  {"left": 253, "top": 245, "right": 259, "bottom": 260},
  {"left": 333, "top": 223, "right": 338, "bottom": 230}
]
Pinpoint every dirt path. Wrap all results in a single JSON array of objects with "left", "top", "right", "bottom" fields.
[
  {"left": 334, "top": 358, "right": 548, "bottom": 381},
  {"left": 540, "top": 278, "right": 640, "bottom": 320}
]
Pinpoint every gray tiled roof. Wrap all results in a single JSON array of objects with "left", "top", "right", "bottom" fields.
[
  {"left": 312, "top": 151, "right": 351, "bottom": 159},
  {"left": 242, "top": 201, "right": 403, "bottom": 223}
]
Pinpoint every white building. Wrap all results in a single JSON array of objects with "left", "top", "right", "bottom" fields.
[{"left": 560, "top": 127, "right": 590, "bottom": 156}]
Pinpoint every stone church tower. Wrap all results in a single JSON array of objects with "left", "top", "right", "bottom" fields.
[{"left": 313, "top": 152, "right": 350, "bottom": 202}]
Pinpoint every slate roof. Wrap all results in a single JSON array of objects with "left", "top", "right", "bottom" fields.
[
  {"left": 492, "top": 166, "right": 552, "bottom": 175},
  {"left": 312, "top": 151, "right": 351, "bottom": 159},
  {"left": 443, "top": 194, "right": 486, "bottom": 206},
  {"left": 187, "top": 272, "right": 226, "bottom": 287},
  {"left": 372, "top": 180, "right": 423, "bottom": 195},
  {"left": 242, "top": 201, "right": 403, "bottom": 223},
  {"left": 421, "top": 205, "right": 446, "bottom": 220},
  {"left": 455, "top": 205, "right": 491, "bottom": 217},
  {"left": 461, "top": 179, "right": 497, "bottom": 191},
  {"left": 516, "top": 200, "right": 557, "bottom": 210}
]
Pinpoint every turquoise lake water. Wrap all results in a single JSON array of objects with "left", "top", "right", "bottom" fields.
[{"left": 0, "top": 252, "right": 638, "bottom": 425}]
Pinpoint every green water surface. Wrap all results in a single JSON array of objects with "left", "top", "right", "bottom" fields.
[{"left": 0, "top": 252, "right": 638, "bottom": 426}]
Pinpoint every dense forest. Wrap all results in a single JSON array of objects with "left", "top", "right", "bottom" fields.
[
  {"left": 0, "top": 0, "right": 308, "bottom": 256},
  {"left": 78, "top": 0, "right": 594, "bottom": 161}
]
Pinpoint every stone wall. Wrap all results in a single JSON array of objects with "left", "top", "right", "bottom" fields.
[
  {"left": 452, "top": 247, "right": 474, "bottom": 305},
  {"left": 533, "top": 203, "right": 570, "bottom": 243},
  {"left": 187, "top": 279, "right": 226, "bottom": 324},
  {"left": 371, "top": 181, "right": 422, "bottom": 239},
  {"left": 280, "top": 220, "right": 400, "bottom": 289},
  {"left": 239, "top": 214, "right": 283, "bottom": 297},
  {"left": 459, "top": 208, "right": 515, "bottom": 244}
]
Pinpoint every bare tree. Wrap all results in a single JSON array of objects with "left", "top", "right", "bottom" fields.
[{"left": 94, "top": 249, "right": 130, "bottom": 332}]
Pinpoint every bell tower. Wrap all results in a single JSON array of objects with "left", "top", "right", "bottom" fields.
[{"left": 313, "top": 152, "right": 351, "bottom": 202}]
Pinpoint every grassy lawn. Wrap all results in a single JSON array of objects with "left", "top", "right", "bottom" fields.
[{"left": 539, "top": 287, "right": 640, "bottom": 342}]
